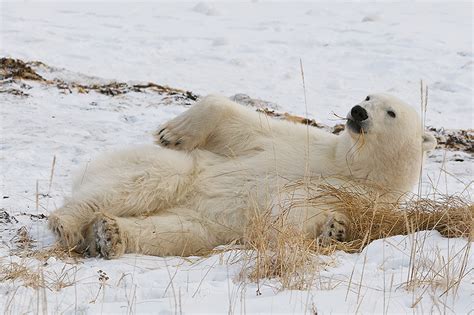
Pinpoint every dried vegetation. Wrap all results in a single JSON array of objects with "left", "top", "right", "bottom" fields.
[{"left": 240, "top": 182, "right": 472, "bottom": 290}]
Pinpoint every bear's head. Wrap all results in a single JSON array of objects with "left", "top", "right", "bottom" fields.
[{"left": 341, "top": 93, "right": 437, "bottom": 194}]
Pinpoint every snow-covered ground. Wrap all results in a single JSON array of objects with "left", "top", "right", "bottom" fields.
[
  {"left": 1, "top": 1, "right": 473, "bottom": 314},
  {"left": 2, "top": 1, "right": 473, "bottom": 128}
]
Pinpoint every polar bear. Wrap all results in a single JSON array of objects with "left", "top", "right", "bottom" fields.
[{"left": 48, "top": 93, "right": 436, "bottom": 258}]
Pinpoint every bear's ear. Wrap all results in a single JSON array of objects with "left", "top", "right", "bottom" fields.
[{"left": 422, "top": 132, "right": 437, "bottom": 152}]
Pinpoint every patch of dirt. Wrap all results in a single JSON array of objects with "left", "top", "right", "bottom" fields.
[
  {"left": 0, "top": 210, "right": 18, "bottom": 224},
  {"left": 258, "top": 108, "right": 325, "bottom": 128},
  {"left": 231, "top": 93, "right": 280, "bottom": 110},
  {"left": 62, "top": 81, "right": 199, "bottom": 103},
  {"left": 19, "top": 212, "right": 48, "bottom": 221},
  {"left": 429, "top": 127, "right": 473, "bottom": 153},
  {"left": 0, "top": 88, "right": 29, "bottom": 97},
  {"left": 0, "top": 58, "right": 45, "bottom": 81},
  {"left": 0, "top": 57, "right": 199, "bottom": 103}
]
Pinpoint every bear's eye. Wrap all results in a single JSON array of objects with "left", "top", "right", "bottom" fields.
[
  {"left": 365, "top": 96, "right": 370, "bottom": 101},
  {"left": 387, "top": 110, "right": 396, "bottom": 118}
]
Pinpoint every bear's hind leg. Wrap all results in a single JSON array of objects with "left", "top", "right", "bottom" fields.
[
  {"left": 91, "top": 212, "right": 126, "bottom": 259},
  {"left": 90, "top": 210, "right": 221, "bottom": 258},
  {"left": 48, "top": 200, "right": 98, "bottom": 252},
  {"left": 74, "top": 147, "right": 197, "bottom": 218},
  {"left": 49, "top": 146, "right": 198, "bottom": 253},
  {"left": 318, "top": 212, "right": 349, "bottom": 245}
]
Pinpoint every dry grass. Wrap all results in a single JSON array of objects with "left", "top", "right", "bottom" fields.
[
  {"left": 0, "top": 262, "right": 43, "bottom": 289},
  {"left": 0, "top": 224, "right": 82, "bottom": 294},
  {"left": 0, "top": 259, "right": 79, "bottom": 294},
  {"left": 23, "top": 244, "right": 83, "bottom": 263},
  {"left": 10, "top": 224, "right": 82, "bottom": 263},
  {"left": 317, "top": 184, "right": 473, "bottom": 253},
  {"left": 239, "top": 181, "right": 473, "bottom": 291},
  {"left": 242, "top": 209, "right": 323, "bottom": 291}
]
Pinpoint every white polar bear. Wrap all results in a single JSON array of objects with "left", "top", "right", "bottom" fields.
[{"left": 48, "top": 93, "right": 436, "bottom": 258}]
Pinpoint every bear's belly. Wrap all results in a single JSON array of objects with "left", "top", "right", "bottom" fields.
[{"left": 188, "top": 150, "right": 306, "bottom": 228}]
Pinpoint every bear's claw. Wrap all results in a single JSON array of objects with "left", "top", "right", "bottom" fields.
[
  {"left": 155, "top": 124, "right": 187, "bottom": 149},
  {"left": 154, "top": 112, "right": 206, "bottom": 151}
]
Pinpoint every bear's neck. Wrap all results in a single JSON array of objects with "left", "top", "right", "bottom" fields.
[{"left": 333, "top": 134, "right": 423, "bottom": 196}]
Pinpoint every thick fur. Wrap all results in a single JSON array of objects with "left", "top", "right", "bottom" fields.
[{"left": 49, "top": 93, "right": 436, "bottom": 258}]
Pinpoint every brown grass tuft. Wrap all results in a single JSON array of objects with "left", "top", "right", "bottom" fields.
[
  {"left": 23, "top": 244, "right": 83, "bottom": 263},
  {"left": 0, "top": 257, "right": 79, "bottom": 291},
  {"left": 315, "top": 184, "right": 473, "bottom": 253},
  {"left": 0, "top": 57, "right": 45, "bottom": 81},
  {"left": 0, "top": 262, "right": 43, "bottom": 289},
  {"left": 243, "top": 210, "right": 323, "bottom": 290},
  {"left": 240, "top": 182, "right": 472, "bottom": 290}
]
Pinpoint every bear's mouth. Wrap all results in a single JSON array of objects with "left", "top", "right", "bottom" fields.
[{"left": 346, "top": 119, "right": 364, "bottom": 134}]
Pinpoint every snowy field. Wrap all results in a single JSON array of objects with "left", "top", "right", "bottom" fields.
[{"left": 1, "top": 1, "right": 473, "bottom": 314}]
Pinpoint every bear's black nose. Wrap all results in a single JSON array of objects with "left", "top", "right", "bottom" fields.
[{"left": 351, "top": 105, "right": 368, "bottom": 122}]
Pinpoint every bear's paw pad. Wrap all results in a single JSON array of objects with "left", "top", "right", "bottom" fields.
[
  {"left": 93, "top": 214, "right": 125, "bottom": 259},
  {"left": 319, "top": 214, "right": 348, "bottom": 245}
]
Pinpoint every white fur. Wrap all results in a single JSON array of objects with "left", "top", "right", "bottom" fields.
[{"left": 49, "top": 93, "right": 436, "bottom": 258}]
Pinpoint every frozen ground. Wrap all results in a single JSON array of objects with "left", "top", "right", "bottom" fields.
[{"left": 1, "top": 1, "right": 473, "bottom": 314}]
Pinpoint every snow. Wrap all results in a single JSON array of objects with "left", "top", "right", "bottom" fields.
[
  {"left": 2, "top": 2, "right": 473, "bottom": 128},
  {"left": 1, "top": 1, "right": 473, "bottom": 314}
]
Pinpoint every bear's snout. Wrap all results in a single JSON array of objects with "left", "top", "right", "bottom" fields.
[{"left": 350, "top": 105, "right": 368, "bottom": 122}]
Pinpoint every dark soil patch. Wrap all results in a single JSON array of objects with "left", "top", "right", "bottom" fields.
[{"left": 0, "top": 58, "right": 45, "bottom": 81}]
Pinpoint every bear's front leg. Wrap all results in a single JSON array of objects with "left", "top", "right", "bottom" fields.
[
  {"left": 155, "top": 95, "right": 228, "bottom": 150},
  {"left": 155, "top": 94, "right": 271, "bottom": 157}
]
